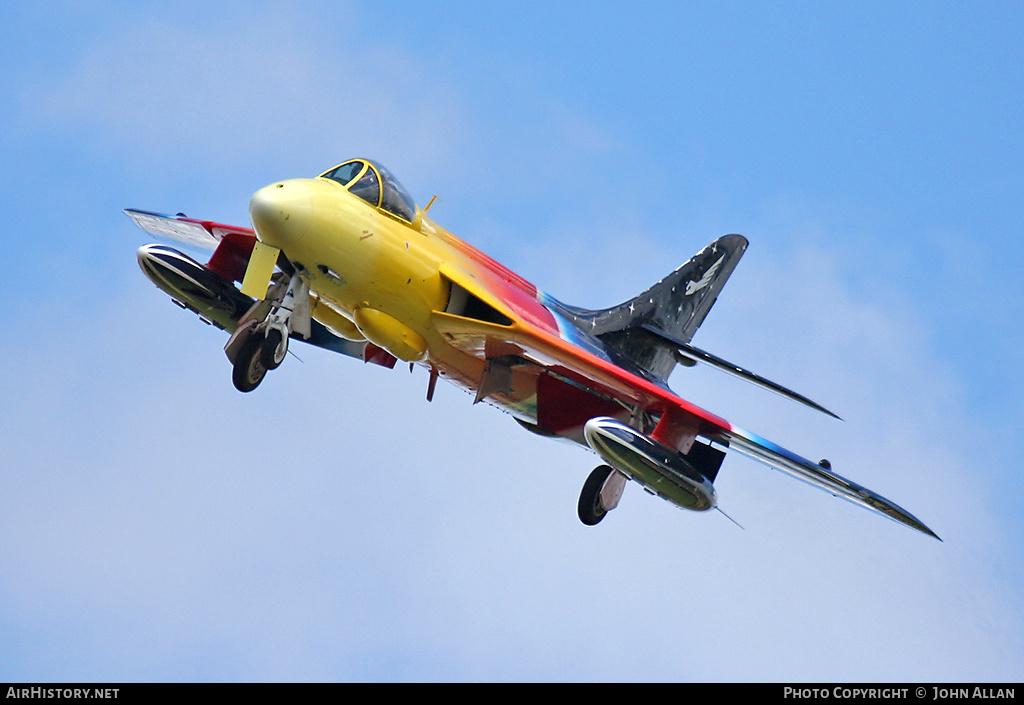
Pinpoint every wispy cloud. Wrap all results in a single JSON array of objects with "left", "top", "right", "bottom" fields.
[{"left": 17, "top": 5, "right": 468, "bottom": 185}]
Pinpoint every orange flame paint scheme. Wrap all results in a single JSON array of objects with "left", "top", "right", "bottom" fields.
[{"left": 129, "top": 158, "right": 939, "bottom": 539}]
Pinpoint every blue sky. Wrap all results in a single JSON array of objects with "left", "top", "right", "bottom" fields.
[{"left": 1, "top": 1, "right": 1022, "bottom": 682}]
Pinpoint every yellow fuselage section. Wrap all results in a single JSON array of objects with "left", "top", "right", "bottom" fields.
[{"left": 249, "top": 177, "right": 512, "bottom": 367}]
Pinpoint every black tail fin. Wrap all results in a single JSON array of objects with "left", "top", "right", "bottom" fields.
[{"left": 557, "top": 234, "right": 748, "bottom": 380}]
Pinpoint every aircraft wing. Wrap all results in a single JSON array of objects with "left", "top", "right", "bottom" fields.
[
  {"left": 434, "top": 308, "right": 939, "bottom": 539},
  {"left": 125, "top": 209, "right": 255, "bottom": 250},
  {"left": 559, "top": 328, "right": 939, "bottom": 537},
  {"left": 536, "top": 330, "right": 937, "bottom": 537},
  {"left": 711, "top": 425, "right": 940, "bottom": 539}
]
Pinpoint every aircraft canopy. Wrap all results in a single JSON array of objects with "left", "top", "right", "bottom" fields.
[{"left": 319, "top": 159, "right": 417, "bottom": 223}]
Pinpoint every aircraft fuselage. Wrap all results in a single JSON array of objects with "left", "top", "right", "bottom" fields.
[{"left": 249, "top": 176, "right": 598, "bottom": 428}]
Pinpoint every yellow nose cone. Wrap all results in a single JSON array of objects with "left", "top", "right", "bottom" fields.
[{"left": 249, "top": 180, "right": 312, "bottom": 248}]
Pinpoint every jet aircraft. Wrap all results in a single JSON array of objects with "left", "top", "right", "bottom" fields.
[{"left": 129, "top": 158, "right": 939, "bottom": 539}]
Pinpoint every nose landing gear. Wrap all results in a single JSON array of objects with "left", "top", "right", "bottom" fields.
[{"left": 226, "top": 272, "right": 310, "bottom": 392}]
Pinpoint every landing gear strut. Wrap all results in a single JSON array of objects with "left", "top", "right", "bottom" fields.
[
  {"left": 261, "top": 327, "right": 287, "bottom": 370},
  {"left": 226, "top": 271, "right": 309, "bottom": 392},
  {"left": 578, "top": 465, "right": 627, "bottom": 526}
]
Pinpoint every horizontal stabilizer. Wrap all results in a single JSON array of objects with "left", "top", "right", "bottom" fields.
[{"left": 641, "top": 324, "right": 841, "bottom": 419}]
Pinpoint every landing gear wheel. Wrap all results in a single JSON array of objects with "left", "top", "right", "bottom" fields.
[
  {"left": 260, "top": 328, "right": 287, "bottom": 370},
  {"left": 232, "top": 333, "right": 268, "bottom": 392},
  {"left": 578, "top": 464, "right": 614, "bottom": 526}
]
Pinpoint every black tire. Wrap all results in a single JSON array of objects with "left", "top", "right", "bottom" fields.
[
  {"left": 260, "top": 328, "right": 287, "bottom": 370},
  {"left": 578, "top": 465, "right": 614, "bottom": 526},
  {"left": 232, "top": 333, "right": 267, "bottom": 392}
]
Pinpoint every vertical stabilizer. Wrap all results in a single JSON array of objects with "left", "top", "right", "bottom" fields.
[{"left": 557, "top": 234, "right": 748, "bottom": 380}]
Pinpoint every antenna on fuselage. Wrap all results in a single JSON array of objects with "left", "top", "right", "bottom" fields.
[{"left": 423, "top": 194, "right": 441, "bottom": 214}]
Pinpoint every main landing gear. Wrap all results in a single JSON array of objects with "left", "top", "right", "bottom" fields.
[
  {"left": 577, "top": 464, "right": 627, "bottom": 526},
  {"left": 226, "top": 272, "right": 310, "bottom": 392}
]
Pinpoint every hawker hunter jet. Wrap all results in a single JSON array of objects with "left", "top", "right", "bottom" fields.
[{"left": 129, "top": 158, "right": 939, "bottom": 539}]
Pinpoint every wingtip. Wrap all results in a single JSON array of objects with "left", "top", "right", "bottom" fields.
[{"left": 904, "top": 516, "right": 942, "bottom": 541}]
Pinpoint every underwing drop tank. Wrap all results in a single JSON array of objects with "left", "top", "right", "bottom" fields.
[
  {"left": 136, "top": 244, "right": 254, "bottom": 331},
  {"left": 583, "top": 416, "right": 717, "bottom": 511}
]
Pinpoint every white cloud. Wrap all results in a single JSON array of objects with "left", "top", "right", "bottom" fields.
[{"left": 17, "top": 4, "right": 469, "bottom": 189}]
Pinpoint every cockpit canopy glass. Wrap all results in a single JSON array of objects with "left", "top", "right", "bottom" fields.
[
  {"left": 320, "top": 161, "right": 363, "bottom": 188},
  {"left": 320, "top": 159, "right": 417, "bottom": 223}
]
